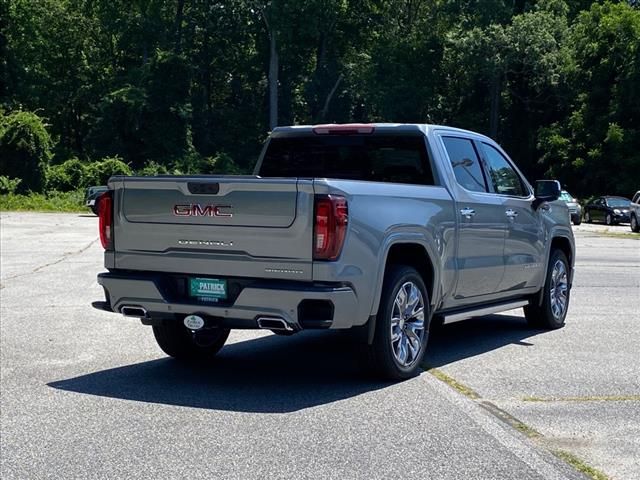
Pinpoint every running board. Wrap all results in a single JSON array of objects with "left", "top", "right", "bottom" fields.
[{"left": 442, "top": 300, "right": 529, "bottom": 325}]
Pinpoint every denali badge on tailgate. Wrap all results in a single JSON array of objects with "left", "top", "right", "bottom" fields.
[
  {"left": 173, "top": 204, "right": 233, "bottom": 217},
  {"left": 178, "top": 239, "right": 234, "bottom": 247}
]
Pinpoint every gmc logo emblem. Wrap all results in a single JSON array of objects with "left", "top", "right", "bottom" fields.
[{"left": 173, "top": 204, "right": 233, "bottom": 217}]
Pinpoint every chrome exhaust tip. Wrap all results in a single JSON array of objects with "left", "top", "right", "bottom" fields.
[
  {"left": 256, "top": 317, "right": 294, "bottom": 332},
  {"left": 120, "top": 305, "right": 148, "bottom": 318}
]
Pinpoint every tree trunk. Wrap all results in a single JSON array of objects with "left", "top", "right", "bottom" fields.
[
  {"left": 319, "top": 74, "right": 343, "bottom": 122},
  {"left": 310, "top": 33, "right": 328, "bottom": 120},
  {"left": 489, "top": 73, "right": 501, "bottom": 139},
  {"left": 268, "top": 31, "right": 278, "bottom": 130},
  {"left": 174, "top": 0, "right": 185, "bottom": 54}
]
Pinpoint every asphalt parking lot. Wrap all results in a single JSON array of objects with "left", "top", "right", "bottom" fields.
[
  {"left": 426, "top": 222, "right": 640, "bottom": 479},
  {"left": 1, "top": 213, "right": 638, "bottom": 479}
]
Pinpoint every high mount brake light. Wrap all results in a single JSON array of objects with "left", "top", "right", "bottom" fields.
[
  {"left": 98, "top": 191, "right": 113, "bottom": 250},
  {"left": 314, "top": 195, "right": 348, "bottom": 261},
  {"left": 312, "top": 124, "right": 375, "bottom": 135}
]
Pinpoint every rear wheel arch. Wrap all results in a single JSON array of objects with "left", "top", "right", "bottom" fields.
[{"left": 372, "top": 241, "right": 438, "bottom": 316}]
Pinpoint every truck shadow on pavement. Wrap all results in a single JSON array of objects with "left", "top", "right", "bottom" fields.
[
  {"left": 424, "top": 313, "right": 540, "bottom": 368},
  {"left": 49, "top": 330, "right": 392, "bottom": 413},
  {"left": 49, "top": 314, "right": 542, "bottom": 413}
]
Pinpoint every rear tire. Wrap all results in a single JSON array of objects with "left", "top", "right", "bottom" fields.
[
  {"left": 152, "top": 321, "right": 230, "bottom": 361},
  {"left": 524, "top": 249, "right": 570, "bottom": 330},
  {"left": 572, "top": 215, "right": 581, "bottom": 226},
  {"left": 584, "top": 211, "right": 591, "bottom": 223},
  {"left": 368, "top": 265, "right": 431, "bottom": 380},
  {"left": 631, "top": 214, "right": 639, "bottom": 233}
]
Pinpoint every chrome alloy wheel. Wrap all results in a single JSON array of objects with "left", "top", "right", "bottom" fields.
[
  {"left": 390, "top": 281, "right": 425, "bottom": 367},
  {"left": 550, "top": 260, "right": 569, "bottom": 320}
]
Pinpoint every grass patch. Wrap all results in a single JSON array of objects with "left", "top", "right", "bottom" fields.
[
  {"left": 580, "top": 229, "right": 640, "bottom": 240},
  {"left": 479, "top": 400, "right": 543, "bottom": 439},
  {"left": 428, "top": 368, "right": 481, "bottom": 400},
  {"left": 598, "top": 231, "right": 640, "bottom": 240},
  {"left": 0, "top": 191, "right": 86, "bottom": 213},
  {"left": 553, "top": 450, "right": 610, "bottom": 480},
  {"left": 523, "top": 394, "right": 640, "bottom": 402}
]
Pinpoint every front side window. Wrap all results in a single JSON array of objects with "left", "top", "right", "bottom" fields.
[
  {"left": 442, "top": 137, "right": 487, "bottom": 192},
  {"left": 480, "top": 143, "right": 527, "bottom": 197}
]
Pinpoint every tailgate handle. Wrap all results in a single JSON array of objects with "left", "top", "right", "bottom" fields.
[{"left": 188, "top": 182, "right": 220, "bottom": 195}]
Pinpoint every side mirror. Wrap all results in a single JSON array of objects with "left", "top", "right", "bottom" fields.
[{"left": 533, "top": 180, "right": 561, "bottom": 210}]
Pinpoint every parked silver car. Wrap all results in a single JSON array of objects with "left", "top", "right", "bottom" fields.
[{"left": 560, "top": 190, "right": 582, "bottom": 225}]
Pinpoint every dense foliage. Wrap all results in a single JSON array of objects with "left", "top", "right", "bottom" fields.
[
  {"left": 0, "top": 110, "right": 51, "bottom": 192},
  {"left": 2, "top": 0, "right": 639, "bottom": 197}
]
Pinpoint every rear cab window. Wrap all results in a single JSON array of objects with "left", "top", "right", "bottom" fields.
[{"left": 258, "top": 134, "right": 435, "bottom": 185}]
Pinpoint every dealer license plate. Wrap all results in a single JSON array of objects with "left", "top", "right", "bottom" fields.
[{"left": 189, "top": 277, "right": 227, "bottom": 302}]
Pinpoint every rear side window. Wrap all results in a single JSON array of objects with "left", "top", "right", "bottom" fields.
[
  {"left": 480, "top": 143, "right": 528, "bottom": 197},
  {"left": 259, "top": 135, "right": 435, "bottom": 185},
  {"left": 442, "top": 137, "right": 487, "bottom": 192}
]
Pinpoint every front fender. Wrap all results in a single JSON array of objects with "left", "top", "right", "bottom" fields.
[
  {"left": 535, "top": 225, "right": 575, "bottom": 307},
  {"left": 545, "top": 226, "right": 575, "bottom": 281}
]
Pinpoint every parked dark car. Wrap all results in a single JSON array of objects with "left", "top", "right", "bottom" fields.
[
  {"left": 583, "top": 196, "right": 631, "bottom": 225},
  {"left": 560, "top": 190, "right": 582, "bottom": 225},
  {"left": 630, "top": 191, "right": 640, "bottom": 232},
  {"left": 84, "top": 186, "right": 108, "bottom": 215}
]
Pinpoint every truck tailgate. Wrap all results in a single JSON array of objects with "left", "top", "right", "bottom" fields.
[{"left": 111, "top": 176, "right": 314, "bottom": 281}]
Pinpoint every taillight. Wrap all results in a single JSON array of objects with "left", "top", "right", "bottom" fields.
[
  {"left": 314, "top": 195, "right": 348, "bottom": 261},
  {"left": 98, "top": 191, "right": 113, "bottom": 250}
]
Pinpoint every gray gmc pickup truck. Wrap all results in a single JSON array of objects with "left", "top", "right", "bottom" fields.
[{"left": 94, "top": 123, "right": 575, "bottom": 379}]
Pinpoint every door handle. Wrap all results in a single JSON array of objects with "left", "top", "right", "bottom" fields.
[
  {"left": 506, "top": 208, "right": 518, "bottom": 218},
  {"left": 460, "top": 208, "right": 476, "bottom": 219}
]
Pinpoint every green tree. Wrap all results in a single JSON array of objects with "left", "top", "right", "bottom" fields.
[
  {"left": 442, "top": 1, "right": 572, "bottom": 178},
  {"left": 3, "top": 0, "right": 638, "bottom": 199},
  {"left": 538, "top": 1, "right": 640, "bottom": 195},
  {"left": 5, "top": 0, "right": 105, "bottom": 157},
  {"left": 202, "top": 152, "right": 245, "bottom": 175},
  {"left": 47, "top": 158, "right": 88, "bottom": 192},
  {"left": 85, "top": 156, "right": 132, "bottom": 185},
  {"left": 0, "top": 110, "right": 52, "bottom": 192}
]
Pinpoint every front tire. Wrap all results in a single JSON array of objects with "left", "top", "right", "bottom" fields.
[
  {"left": 631, "top": 214, "right": 639, "bottom": 233},
  {"left": 153, "top": 320, "right": 230, "bottom": 361},
  {"left": 572, "top": 215, "right": 581, "bottom": 226},
  {"left": 584, "top": 211, "right": 591, "bottom": 223},
  {"left": 524, "top": 249, "right": 570, "bottom": 330},
  {"left": 368, "top": 265, "right": 431, "bottom": 380},
  {"left": 605, "top": 213, "right": 613, "bottom": 226}
]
